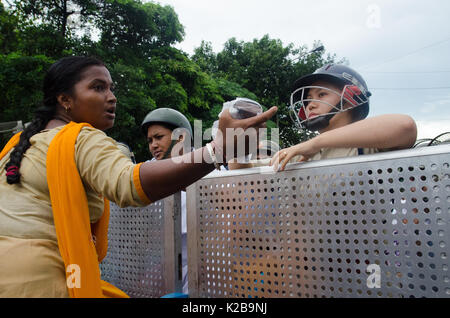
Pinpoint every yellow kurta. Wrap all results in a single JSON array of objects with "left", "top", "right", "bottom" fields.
[{"left": 0, "top": 125, "right": 149, "bottom": 297}]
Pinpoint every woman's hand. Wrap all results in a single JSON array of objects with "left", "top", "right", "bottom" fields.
[
  {"left": 270, "top": 138, "right": 321, "bottom": 171},
  {"left": 214, "top": 106, "right": 278, "bottom": 162},
  {"left": 140, "top": 106, "right": 277, "bottom": 202}
]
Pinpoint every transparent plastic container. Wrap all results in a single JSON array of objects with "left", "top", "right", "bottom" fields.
[
  {"left": 212, "top": 97, "right": 263, "bottom": 137},
  {"left": 228, "top": 97, "right": 263, "bottom": 119},
  {"left": 211, "top": 98, "right": 263, "bottom": 163}
]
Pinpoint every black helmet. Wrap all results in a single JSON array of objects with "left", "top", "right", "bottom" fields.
[
  {"left": 290, "top": 64, "right": 371, "bottom": 131},
  {"left": 141, "top": 108, "right": 193, "bottom": 140}
]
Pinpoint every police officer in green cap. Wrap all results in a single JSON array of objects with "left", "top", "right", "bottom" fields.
[
  {"left": 141, "top": 108, "right": 193, "bottom": 161},
  {"left": 141, "top": 107, "right": 193, "bottom": 294}
]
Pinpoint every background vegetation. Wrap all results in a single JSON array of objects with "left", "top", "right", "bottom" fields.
[{"left": 0, "top": 0, "right": 341, "bottom": 161}]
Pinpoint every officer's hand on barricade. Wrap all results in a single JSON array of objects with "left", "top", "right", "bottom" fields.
[
  {"left": 213, "top": 106, "right": 278, "bottom": 163},
  {"left": 270, "top": 138, "right": 320, "bottom": 171}
]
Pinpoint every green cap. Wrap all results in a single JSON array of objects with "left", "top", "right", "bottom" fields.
[{"left": 141, "top": 108, "right": 193, "bottom": 140}]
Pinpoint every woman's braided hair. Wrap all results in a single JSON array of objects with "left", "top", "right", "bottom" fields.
[{"left": 5, "top": 56, "right": 105, "bottom": 184}]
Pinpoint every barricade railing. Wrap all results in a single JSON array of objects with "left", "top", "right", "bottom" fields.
[
  {"left": 186, "top": 144, "right": 450, "bottom": 298},
  {"left": 100, "top": 193, "right": 182, "bottom": 297}
]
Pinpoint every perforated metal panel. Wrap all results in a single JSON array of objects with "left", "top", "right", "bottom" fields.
[
  {"left": 100, "top": 194, "right": 182, "bottom": 298},
  {"left": 187, "top": 145, "right": 450, "bottom": 298}
]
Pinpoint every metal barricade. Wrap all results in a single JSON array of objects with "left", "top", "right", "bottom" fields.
[
  {"left": 186, "top": 144, "right": 450, "bottom": 298},
  {"left": 100, "top": 193, "right": 182, "bottom": 297}
]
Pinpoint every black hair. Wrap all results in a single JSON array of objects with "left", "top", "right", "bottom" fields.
[
  {"left": 144, "top": 122, "right": 178, "bottom": 137},
  {"left": 5, "top": 56, "right": 105, "bottom": 184}
]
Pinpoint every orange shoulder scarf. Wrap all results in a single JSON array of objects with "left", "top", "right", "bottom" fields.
[{"left": 1, "top": 123, "right": 128, "bottom": 298}]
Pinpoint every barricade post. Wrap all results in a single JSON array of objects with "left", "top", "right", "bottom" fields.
[{"left": 100, "top": 194, "right": 182, "bottom": 297}]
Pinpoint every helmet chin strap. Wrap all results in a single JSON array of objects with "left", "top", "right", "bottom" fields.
[
  {"left": 304, "top": 103, "right": 340, "bottom": 131},
  {"left": 161, "top": 139, "right": 178, "bottom": 160},
  {"left": 304, "top": 112, "right": 335, "bottom": 131}
]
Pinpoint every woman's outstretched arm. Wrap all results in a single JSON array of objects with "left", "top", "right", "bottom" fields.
[{"left": 139, "top": 106, "right": 278, "bottom": 202}]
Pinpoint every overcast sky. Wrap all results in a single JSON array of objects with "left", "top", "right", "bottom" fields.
[{"left": 152, "top": 0, "right": 450, "bottom": 140}]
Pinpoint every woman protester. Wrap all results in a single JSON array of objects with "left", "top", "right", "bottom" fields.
[{"left": 0, "top": 56, "right": 277, "bottom": 297}]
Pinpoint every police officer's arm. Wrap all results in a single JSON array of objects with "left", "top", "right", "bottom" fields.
[
  {"left": 272, "top": 114, "right": 417, "bottom": 171},
  {"left": 311, "top": 114, "right": 417, "bottom": 151},
  {"left": 139, "top": 107, "right": 277, "bottom": 202}
]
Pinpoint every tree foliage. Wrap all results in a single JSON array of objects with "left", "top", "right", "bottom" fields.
[
  {"left": 95, "top": 0, "right": 184, "bottom": 61},
  {"left": 0, "top": 2, "right": 19, "bottom": 53},
  {"left": 0, "top": 0, "right": 343, "bottom": 158},
  {"left": 192, "top": 35, "right": 341, "bottom": 147}
]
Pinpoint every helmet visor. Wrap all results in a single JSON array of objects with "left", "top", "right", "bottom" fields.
[{"left": 289, "top": 84, "right": 370, "bottom": 130}]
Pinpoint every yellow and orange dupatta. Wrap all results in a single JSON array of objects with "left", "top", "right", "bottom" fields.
[{"left": 0, "top": 122, "right": 128, "bottom": 298}]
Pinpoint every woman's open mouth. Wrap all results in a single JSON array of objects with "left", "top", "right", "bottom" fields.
[{"left": 106, "top": 107, "right": 116, "bottom": 119}]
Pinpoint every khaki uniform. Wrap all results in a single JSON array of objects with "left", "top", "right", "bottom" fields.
[{"left": 0, "top": 126, "right": 147, "bottom": 297}]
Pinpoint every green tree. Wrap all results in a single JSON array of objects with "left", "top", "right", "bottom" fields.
[
  {"left": 94, "top": 0, "right": 184, "bottom": 62},
  {"left": 192, "top": 35, "right": 342, "bottom": 147},
  {"left": 0, "top": 53, "right": 54, "bottom": 151},
  {"left": 11, "top": 0, "right": 99, "bottom": 38},
  {"left": 0, "top": 54, "right": 54, "bottom": 121},
  {"left": 0, "top": 2, "right": 19, "bottom": 53},
  {"left": 192, "top": 40, "right": 218, "bottom": 75},
  {"left": 1, "top": 0, "right": 345, "bottom": 157},
  {"left": 1, "top": 0, "right": 222, "bottom": 161}
]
